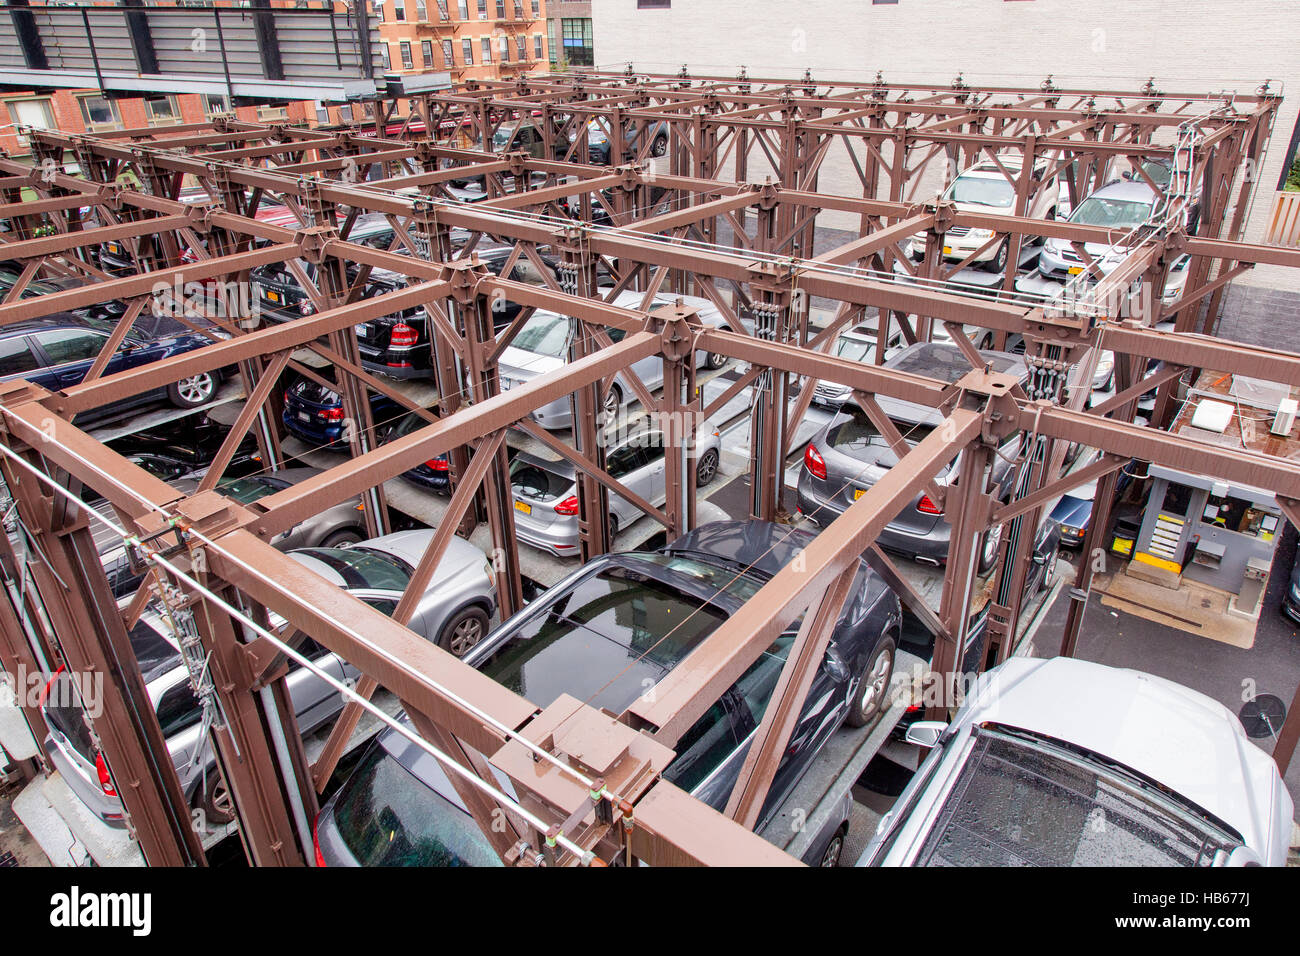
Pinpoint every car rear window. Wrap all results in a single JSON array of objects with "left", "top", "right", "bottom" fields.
[
  {"left": 511, "top": 313, "right": 570, "bottom": 358},
  {"left": 944, "top": 175, "right": 1015, "bottom": 208},
  {"left": 915, "top": 726, "right": 1242, "bottom": 867},
  {"left": 509, "top": 459, "right": 571, "bottom": 500},
  {"left": 1068, "top": 196, "right": 1153, "bottom": 230},
  {"left": 329, "top": 743, "right": 502, "bottom": 867},
  {"left": 828, "top": 408, "right": 934, "bottom": 457}
]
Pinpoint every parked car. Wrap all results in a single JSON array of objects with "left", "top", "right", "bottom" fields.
[
  {"left": 288, "top": 528, "right": 498, "bottom": 656},
  {"left": 907, "top": 157, "right": 1058, "bottom": 272},
  {"left": 499, "top": 290, "right": 745, "bottom": 430},
  {"left": 313, "top": 519, "right": 902, "bottom": 866},
  {"left": 106, "top": 415, "right": 263, "bottom": 486},
  {"left": 583, "top": 118, "right": 670, "bottom": 165},
  {"left": 281, "top": 378, "right": 401, "bottom": 447},
  {"left": 811, "top": 319, "right": 906, "bottom": 407},
  {"left": 1037, "top": 179, "right": 1165, "bottom": 283},
  {"left": 490, "top": 118, "right": 571, "bottom": 161},
  {"left": 508, "top": 424, "right": 723, "bottom": 555},
  {"left": 0, "top": 314, "right": 223, "bottom": 420},
  {"left": 860, "top": 656, "right": 1294, "bottom": 866},
  {"left": 41, "top": 601, "right": 360, "bottom": 828},
  {"left": 0, "top": 267, "right": 124, "bottom": 321},
  {"left": 796, "top": 342, "right": 1028, "bottom": 571},
  {"left": 1283, "top": 550, "right": 1300, "bottom": 625},
  {"left": 1048, "top": 456, "right": 1135, "bottom": 550}
]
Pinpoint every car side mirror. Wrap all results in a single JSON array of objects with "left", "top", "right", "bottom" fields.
[
  {"left": 1032, "top": 552, "right": 1047, "bottom": 566},
  {"left": 823, "top": 644, "right": 851, "bottom": 683},
  {"left": 904, "top": 720, "right": 948, "bottom": 748}
]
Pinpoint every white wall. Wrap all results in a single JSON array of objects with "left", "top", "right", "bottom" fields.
[{"left": 593, "top": 0, "right": 1300, "bottom": 269}]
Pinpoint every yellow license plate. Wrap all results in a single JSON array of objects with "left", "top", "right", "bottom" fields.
[
  {"left": 267, "top": 290, "right": 281, "bottom": 303},
  {"left": 942, "top": 246, "right": 952, "bottom": 255},
  {"left": 853, "top": 488, "right": 866, "bottom": 501},
  {"left": 1067, "top": 266, "right": 1084, "bottom": 275},
  {"left": 106, "top": 243, "right": 120, "bottom": 254},
  {"left": 514, "top": 500, "right": 531, "bottom": 515}
]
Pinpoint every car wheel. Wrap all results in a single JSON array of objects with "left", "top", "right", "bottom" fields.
[
  {"left": 696, "top": 448, "right": 720, "bottom": 487},
  {"left": 650, "top": 134, "right": 668, "bottom": 157},
  {"left": 1040, "top": 548, "right": 1059, "bottom": 594},
  {"left": 705, "top": 348, "right": 729, "bottom": 370},
  {"left": 602, "top": 383, "right": 623, "bottom": 423},
  {"left": 818, "top": 826, "right": 847, "bottom": 868},
  {"left": 847, "top": 636, "right": 895, "bottom": 728},
  {"left": 320, "top": 528, "right": 363, "bottom": 549},
  {"left": 168, "top": 372, "right": 217, "bottom": 409},
  {"left": 983, "top": 240, "right": 1009, "bottom": 273},
  {"left": 977, "top": 522, "right": 1004, "bottom": 575},
  {"left": 198, "top": 766, "right": 235, "bottom": 827},
  {"left": 439, "top": 605, "right": 489, "bottom": 658}
]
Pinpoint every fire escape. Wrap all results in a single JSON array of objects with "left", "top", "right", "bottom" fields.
[{"left": 494, "top": 0, "right": 537, "bottom": 74}]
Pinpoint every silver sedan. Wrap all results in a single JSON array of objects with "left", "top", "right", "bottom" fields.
[
  {"left": 289, "top": 530, "right": 498, "bottom": 657},
  {"left": 508, "top": 425, "right": 723, "bottom": 556}
]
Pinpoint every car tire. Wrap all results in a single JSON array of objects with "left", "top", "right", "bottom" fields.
[
  {"left": 320, "top": 528, "right": 363, "bottom": 549},
  {"left": 167, "top": 371, "right": 218, "bottom": 409},
  {"left": 650, "top": 134, "right": 668, "bottom": 157},
  {"left": 818, "top": 825, "right": 848, "bottom": 868},
  {"left": 696, "top": 448, "right": 720, "bottom": 487},
  {"left": 1040, "top": 548, "right": 1059, "bottom": 594},
  {"left": 847, "top": 635, "right": 896, "bottom": 728},
  {"left": 977, "top": 522, "right": 1004, "bottom": 575},
  {"left": 197, "top": 766, "right": 235, "bottom": 827},
  {"left": 607, "top": 513, "right": 619, "bottom": 537},
  {"left": 602, "top": 383, "right": 623, "bottom": 423},
  {"left": 983, "top": 240, "right": 1009, "bottom": 273},
  {"left": 439, "top": 605, "right": 489, "bottom": 658},
  {"left": 705, "top": 347, "right": 729, "bottom": 370}
]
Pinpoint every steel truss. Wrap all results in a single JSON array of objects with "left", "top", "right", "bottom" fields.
[{"left": 0, "top": 72, "right": 1297, "bottom": 865}]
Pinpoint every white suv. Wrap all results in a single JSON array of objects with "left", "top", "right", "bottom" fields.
[
  {"left": 861, "top": 656, "right": 1294, "bottom": 866},
  {"left": 908, "top": 157, "right": 1060, "bottom": 272}
]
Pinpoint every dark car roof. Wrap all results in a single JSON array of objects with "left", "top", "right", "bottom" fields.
[
  {"left": 664, "top": 519, "right": 818, "bottom": 581},
  {"left": 885, "top": 341, "right": 1025, "bottom": 383},
  {"left": 0, "top": 312, "right": 117, "bottom": 337}
]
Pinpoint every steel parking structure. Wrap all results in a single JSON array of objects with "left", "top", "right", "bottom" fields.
[{"left": 0, "top": 69, "right": 1299, "bottom": 866}]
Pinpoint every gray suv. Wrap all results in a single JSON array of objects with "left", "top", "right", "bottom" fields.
[{"left": 796, "top": 342, "right": 1027, "bottom": 570}]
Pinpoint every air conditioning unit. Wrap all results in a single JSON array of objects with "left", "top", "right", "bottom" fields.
[{"left": 1271, "top": 398, "right": 1296, "bottom": 436}]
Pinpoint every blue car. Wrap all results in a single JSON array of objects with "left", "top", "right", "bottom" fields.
[
  {"left": 381, "top": 410, "right": 449, "bottom": 492},
  {"left": 0, "top": 313, "right": 221, "bottom": 421},
  {"left": 281, "top": 378, "right": 401, "bottom": 448},
  {"left": 1048, "top": 458, "right": 1134, "bottom": 550}
]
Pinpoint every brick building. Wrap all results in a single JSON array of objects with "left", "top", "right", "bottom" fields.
[{"left": 375, "top": 0, "right": 549, "bottom": 84}]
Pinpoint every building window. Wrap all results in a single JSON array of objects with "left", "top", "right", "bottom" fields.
[
  {"left": 872, "top": 0, "right": 898, "bottom": 4},
  {"left": 394, "top": 0, "right": 405, "bottom": 20},
  {"left": 637, "top": 0, "right": 670, "bottom": 7},
  {"left": 203, "top": 93, "right": 231, "bottom": 119},
  {"left": 373, "top": 0, "right": 383, "bottom": 20},
  {"left": 560, "top": 18, "right": 593, "bottom": 67},
  {"left": 415, "top": 0, "right": 427, "bottom": 19},
  {"left": 516, "top": 35, "right": 526, "bottom": 60},
  {"left": 530, "top": 0, "right": 538, "bottom": 15},
  {"left": 533, "top": 34, "right": 542, "bottom": 60},
  {"left": 442, "top": 38, "right": 455, "bottom": 66},
  {"left": 78, "top": 95, "right": 122, "bottom": 132},
  {"left": 457, "top": 0, "right": 467, "bottom": 17},
  {"left": 7, "top": 98, "right": 53, "bottom": 146},
  {"left": 422, "top": 39, "right": 433, "bottom": 67},
  {"left": 379, "top": 43, "right": 391, "bottom": 70},
  {"left": 145, "top": 94, "right": 182, "bottom": 126},
  {"left": 499, "top": 34, "right": 509, "bottom": 62},
  {"left": 495, "top": 0, "right": 504, "bottom": 17},
  {"left": 257, "top": 104, "right": 289, "bottom": 122},
  {"left": 339, "top": 103, "right": 354, "bottom": 122},
  {"left": 462, "top": 38, "right": 473, "bottom": 64},
  {"left": 481, "top": 37, "right": 492, "bottom": 63},
  {"left": 477, "top": 0, "right": 486, "bottom": 19},
  {"left": 400, "top": 40, "right": 414, "bottom": 69},
  {"left": 547, "top": 18, "right": 556, "bottom": 62}
]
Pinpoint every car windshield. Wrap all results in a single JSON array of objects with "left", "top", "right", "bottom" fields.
[
  {"left": 1069, "top": 196, "right": 1153, "bottom": 230},
  {"left": 1135, "top": 161, "right": 1172, "bottom": 189},
  {"left": 829, "top": 407, "right": 934, "bottom": 459},
  {"left": 914, "top": 725, "right": 1242, "bottom": 866},
  {"left": 511, "top": 313, "right": 571, "bottom": 358},
  {"left": 215, "top": 477, "right": 275, "bottom": 505},
  {"left": 295, "top": 547, "right": 411, "bottom": 591},
  {"left": 945, "top": 175, "right": 1015, "bottom": 208},
  {"left": 477, "top": 553, "right": 754, "bottom": 713},
  {"left": 491, "top": 125, "right": 518, "bottom": 150},
  {"left": 834, "top": 334, "right": 877, "bottom": 363},
  {"left": 329, "top": 742, "right": 502, "bottom": 867}
]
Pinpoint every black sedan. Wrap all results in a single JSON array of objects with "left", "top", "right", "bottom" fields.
[
  {"left": 313, "top": 519, "right": 902, "bottom": 866},
  {"left": 0, "top": 314, "right": 222, "bottom": 421}
]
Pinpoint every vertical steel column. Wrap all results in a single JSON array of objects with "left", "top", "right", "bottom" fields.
[{"left": 0, "top": 455, "right": 205, "bottom": 865}]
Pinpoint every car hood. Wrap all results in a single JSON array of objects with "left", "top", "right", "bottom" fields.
[
  {"left": 967, "top": 657, "right": 1289, "bottom": 857},
  {"left": 359, "top": 530, "right": 486, "bottom": 582},
  {"left": 498, "top": 346, "right": 564, "bottom": 381}
]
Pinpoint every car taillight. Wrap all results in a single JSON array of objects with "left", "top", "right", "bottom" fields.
[
  {"left": 321, "top": 407, "right": 345, "bottom": 421},
  {"left": 917, "top": 494, "right": 944, "bottom": 515},
  {"left": 426, "top": 457, "right": 449, "bottom": 471},
  {"left": 94, "top": 751, "right": 117, "bottom": 797},
  {"left": 553, "top": 495, "right": 580, "bottom": 516},
  {"left": 299, "top": 299, "right": 315, "bottom": 316},
  {"left": 313, "top": 817, "right": 327, "bottom": 867},
  {"left": 37, "top": 663, "right": 65, "bottom": 707},
  {"left": 389, "top": 323, "right": 419, "bottom": 348},
  {"left": 805, "top": 444, "right": 827, "bottom": 481}
]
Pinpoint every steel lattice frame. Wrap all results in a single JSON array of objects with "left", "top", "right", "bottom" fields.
[{"left": 0, "top": 72, "right": 1297, "bottom": 866}]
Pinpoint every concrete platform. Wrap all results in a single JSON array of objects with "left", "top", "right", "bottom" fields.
[{"left": 1096, "top": 566, "right": 1258, "bottom": 649}]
